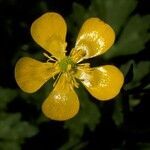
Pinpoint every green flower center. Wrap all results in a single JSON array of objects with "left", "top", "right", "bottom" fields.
[{"left": 59, "top": 56, "right": 76, "bottom": 72}]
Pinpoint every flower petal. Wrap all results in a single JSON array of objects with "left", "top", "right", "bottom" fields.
[
  {"left": 42, "top": 73, "right": 79, "bottom": 121},
  {"left": 76, "top": 65, "right": 124, "bottom": 100},
  {"left": 71, "top": 18, "right": 115, "bottom": 62},
  {"left": 15, "top": 57, "right": 59, "bottom": 93},
  {"left": 31, "top": 12, "right": 67, "bottom": 60}
]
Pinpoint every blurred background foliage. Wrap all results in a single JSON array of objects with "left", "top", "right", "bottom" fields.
[{"left": 0, "top": 0, "right": 150, "bottom": 149}]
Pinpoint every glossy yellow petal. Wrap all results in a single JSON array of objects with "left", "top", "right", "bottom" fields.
[
  {"left": 15, "top": 57, "right": 59, "bottom": 93},
  {"left": 76, "top": 65, "right": 124, "bottom": 100},
  {"left": 71, "top": 18, "right": 115, "bottom": 62},
  {"left": 42, "top": 73, "right": 79, "bottom": 121},
  {"left": 31, "top": 12, "right": 67, "bottom": 60}
]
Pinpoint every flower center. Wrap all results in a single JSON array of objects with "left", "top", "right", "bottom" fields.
[{"left": 58, "top": 56, "right": 76, "bottom": 72}]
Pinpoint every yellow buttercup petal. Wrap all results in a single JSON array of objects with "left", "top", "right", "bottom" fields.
[
  {"left": 71, "top": 18, "right": 115, "bottom": 62},
  {"left": 31, "top": 12, "right": 67, "bottom": 60},
  {"left": 15, "top": 57, "right": 59, "bottom": 93},
  {"left": 42, "top": 73, "right": 79, "bottom": 121},
  {"left": 76, "top": 65, "right": 124, "bottom": 100}
]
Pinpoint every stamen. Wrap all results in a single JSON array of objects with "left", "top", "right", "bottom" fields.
[
  {"left": 77, "top": 63, "right": 90, "bottom": 71},
  {"left": 67, "top": 72, "right": 79, "bottom": 88},
  {"left": 53, "top": 72, "right": 62, "bottom": 87},
  {"left": 72, "top": 77, "right": 79, "bottom": 88},
  {"left": 43, "top": 53, "right": 57, "bottom": 62}
]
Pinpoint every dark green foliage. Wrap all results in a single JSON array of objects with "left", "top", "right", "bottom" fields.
[
  {"left": 0, "top": 88, "right": 38, "bottom": 150},
  {"left": 90, "top": 0, "right": 137, "bottom": 32},
  {"left": 104, "top": 15, "right": 150, "bottom": 59},
  {"left": 0, "top": 0, "right": 149, "bottom": 149},
  {"left": 0, "top": 87, "right": 18, "bottom": 110}
]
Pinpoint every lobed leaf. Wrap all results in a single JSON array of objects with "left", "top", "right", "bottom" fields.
[
  {"left": 124, "top": 61, "right": 150, "bottom": 90},
  {"left": 104, "top": 15, "right": 150, "bottom": 59},
  {"left": 0, "top": 87, "right": 18, "bottom": 110},
  {"left": 90, "top": 0, "right": 137, "bottom": 33},
  {"left": 0, "top": 113, "right": 38, "bottom": 150}
]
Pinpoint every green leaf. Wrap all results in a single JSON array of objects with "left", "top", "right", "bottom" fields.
[
  {"left": 60, "top": 85, "right": 100, "bottom": 150},
  {"left": 0, "top": 87, "right": 18, "bottom": 110},
  {"left": 121, "top": 60, "right": 135, "bottom": 84},
  {"left": 71, "top": 3, "right": 87, "bottom": 25},
  {"left": 112, "top": 98, "right": 123, "bottom": 126},
  {"left": 104, "top": 15, "right": 150, "bottom": 59},
  {"left": 124, "top": 61, "right": 150, "bottom": 90},
  {"left": 89, "top": 0, "right": 106, "bottom": 18},
  {"left": 0, "top": 113, "right": 38, "bottom": 141},
  {"left": 132, "top": 61, "right": 150, "bottom": 82},
  {"left": 105, "top": 0, "right": 137, "bottom": 32},
  {"left": 90, "top": 0, "right": 137, "bottom": 32},
  {"left": 129, "top": 96, "right": 140, "bottom": 111},
  {"left": 0, "top": 141, "right": 20, "bottom": 150}
]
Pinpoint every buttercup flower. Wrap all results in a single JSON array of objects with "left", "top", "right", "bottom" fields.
[{"left": 15, "top": 12, "right": 124, "bottom": 121}]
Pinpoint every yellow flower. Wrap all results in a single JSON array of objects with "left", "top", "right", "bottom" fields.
[{"left": 15, "top": 12, "right": 124, "bottom": 121}]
